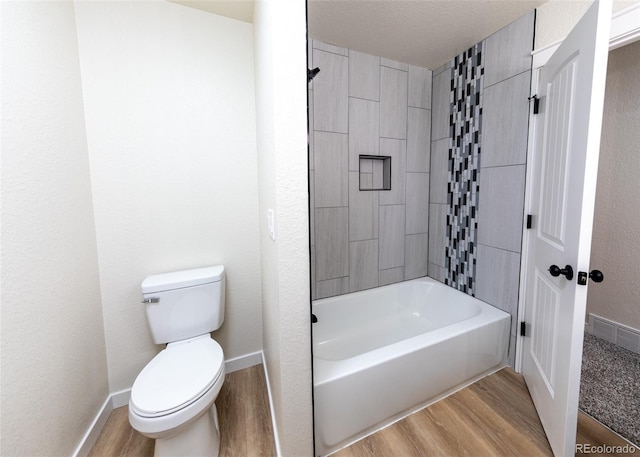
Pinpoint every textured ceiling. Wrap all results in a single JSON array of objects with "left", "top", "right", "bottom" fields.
[{"left": 308, "top": 0, "right": 548, "bottom": 69}]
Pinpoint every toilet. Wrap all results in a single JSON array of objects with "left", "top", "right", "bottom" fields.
[{"left": 129, "top": 265, "right": 226, "bottom": 457}]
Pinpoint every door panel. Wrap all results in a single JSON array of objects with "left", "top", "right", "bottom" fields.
[
  {"left": 539, "top": 56, "right": 577, "bottom": 249},
  {"left": 531, "top": 270, "right": 559, "bottom": 395},
  {"left": 522, "top": 1, "right": 612, "bottom": 456}
]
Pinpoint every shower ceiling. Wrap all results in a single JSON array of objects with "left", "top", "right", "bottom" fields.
[{"left": 307, "top": 0, "right": 547, "bottom": 69}]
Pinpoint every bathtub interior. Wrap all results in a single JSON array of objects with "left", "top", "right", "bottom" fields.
[{"left": 313, "top": 278, "right": 485, "bottom": 361}]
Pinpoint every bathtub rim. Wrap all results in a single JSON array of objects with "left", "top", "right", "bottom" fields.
[{"left": 312, "top": 278, "right": 512, "bottom": 385}]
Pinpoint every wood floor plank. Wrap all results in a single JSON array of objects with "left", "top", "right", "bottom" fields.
[
  {"left": 334, "top": 368, "right": 637, "bottom": 457},
  {"left": 88, "top": 407, "right": 154, "bottom": 457},
  {"left": 576, "top": 412, "right": 638, "bottom": 456},
  {"left": 445, "top": 388, "right": 546, "bottom": 456},
  {"left": 464, "top": 373, "right": 553, "bottom": 455},
  {"left": 88, "top": 365, "right": 275, "bottom": 457},
  {"left": 244, "top": 365, "right": 276, "bottom": 455}
]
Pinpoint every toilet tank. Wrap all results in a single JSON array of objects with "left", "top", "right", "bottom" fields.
[{"left": 141, "top": 265, "right": 225, "bottom": 345}]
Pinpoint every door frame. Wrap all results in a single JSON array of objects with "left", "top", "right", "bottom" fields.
[{"left": 516, "top": 2, "right": 640, "bottom": 373}]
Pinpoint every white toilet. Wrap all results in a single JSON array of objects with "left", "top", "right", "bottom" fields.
[{"left": 129, "top": 265, "right": 226, "bottom": 457}]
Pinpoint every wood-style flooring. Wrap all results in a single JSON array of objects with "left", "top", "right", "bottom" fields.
[
  {"left": 576, "top": 413, "right": 638, "bottom": 457},
  {"left": 89, "top": 365, "right": 636, "bottom": 457},
  {"left": 334, "top": 368, "right": 637, "bottom": 457},
  {"left": 334, "top": 368, "right": 551, "bottom": 457},
  {"left": 88, "top": 364, "right": 275, "bottom": 457}
]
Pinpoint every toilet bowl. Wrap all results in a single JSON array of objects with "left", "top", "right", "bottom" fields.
[
  {"left": 128, "top": 266, "right": 227, "bottom": 457},
  {"left": 129, "top": 335, "right": 225, "bottom": 457}
]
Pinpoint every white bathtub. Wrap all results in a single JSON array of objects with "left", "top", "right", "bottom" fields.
[{"left": 312, "top": 277, "right": 510, "bottom": 456}]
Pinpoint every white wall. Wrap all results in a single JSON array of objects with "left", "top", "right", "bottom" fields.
[
  {"left": 253, "top": 0, "right": 313, "bottom": 455},
  {"left": 586, "top": 40, "right": 640, "bottom": 331},
  {"left": 535, "top": 0, "right": 636, "bottom": 50},
  {"left": 0, "top": 2, "right": 109, "bottom": 455},
  {"left": 75, "top": 1, "right": 263, "bottom": 392}
]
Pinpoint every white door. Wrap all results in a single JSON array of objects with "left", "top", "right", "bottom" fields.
[{"left": 521, "top": 1, "right": 612, "bottom": 456}]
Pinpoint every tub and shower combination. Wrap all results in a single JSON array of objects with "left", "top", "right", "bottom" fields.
[{"left": 312, "top": 277, "right": 510, "bottom": 456}]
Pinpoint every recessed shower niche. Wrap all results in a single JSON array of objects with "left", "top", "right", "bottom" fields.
[{"left": 358, "top": 155, "right": 391, "bottom": 191}]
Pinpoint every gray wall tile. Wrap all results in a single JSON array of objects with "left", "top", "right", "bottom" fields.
[
  {"left": 430, "top": 138, "right": 449, "bottom": 204},
  {"left": 475, "top": 244, "right": 520, "bottom": 336},
  {"left": 508, "top": 335, "right": 517, "bottom": 368},
  {"left": 380, "top": 66, "right": 408, "bottom": 139},
  {"left": 379, "top": 138, "right": 406, "bottom": 205},
  {"left": 360, "top": 157, "right": 373, "bottom": 172},
  {"left": 379, "top": 204, "right": 405, "bottom": 269},
  {"left": 309, "top": 170, "right": 315, "bottom": 244},
  {"left": 310, "top": 40, "right": 436, "bottom": 300},
  {"left": 406, "top": 172, "right": 430, "bottom": 234},
  {"left": 316, "top": 277, "right": 349, "bottom": 300},
  {"left": 482, "top": 71, "right": 531, "bottom": 167},
  {"left": 379, "top": 267, "right": 404, "bottom": 286},
  {"left": 428, "top": 262, "right": 446, "bottom": 283},
  {"left": 310, "top": 248, "right": 316, "bottom": 299},
  {"left": 372, "top": 159, "right": 384, "bottom": 189},
  {"left": 312, "top": 40, "right": 348, "bottom": 56},
  {"left": 315, "top": 207, "right": 349, "bottom": 281},
  {"left": 308, "top": 88, "right": 314, "bottom": 169},
  {"left": 349, "top": 50, "right": 380, "bottom": 101},
  {"left": 350, "top": 239, "right": 379, "bottom": 292},
  {"left": 360, "top": 172, "right": 373, "bottom": 189},
  {"left": 405, "top": 233, "right": 429, "bottom": 280},
  {"left": 431, "top": 69, "right": 451, "bottom": 141},
  {"left": 407, "top": 107, "right": 431, "bottom": 172},
  {"left": 428, "top": 203, "right": 447, "bottom": 267},
  {"left": 408, "top": 65, "right": 432, "bottom": 109},
  {"left": 477, "top": 165, "right": 526, "bottom": 253},
  {"left": 483, "top": 12, "right": 534, "bottom": 87},
  {"left": 349, "top": 172, "right": 378, "bottom": 241},
  {"left": 349, "top": 97, "right": 379, "bottom": 170},
  {"left": 314, "top": 132, "right": 348, "bottom": 207},
  {"left": 313, "top": 49, "right": 348, "bottom": 133},
  {"left": 381, "top": 57, "right": 408, "bottom": 71},
  {"left": 432, "top": 60, "right": 452, "bottom": 77}
]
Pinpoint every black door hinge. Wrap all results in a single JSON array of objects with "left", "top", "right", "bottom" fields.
[
  {"left": 529, "top": 95, "right": 540, "bottom": 114},
  {"left": 526, "top": 214, "right": 533, "bottom": 229},
  {"left": 520, "top": 321, "right": 527, "bottom": 337}
]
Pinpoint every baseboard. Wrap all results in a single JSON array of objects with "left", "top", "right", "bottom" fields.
[
  {"left": 261, "top": 352, "right": 283, "bottom": 457},
  {"left": 587, "top": 313, "right": 640, "bottom": 354},
  {"left": 225, "top": 350, "right": 263, "bottom": 373},
  {"left": 72, "top": 396, "right": 113, "bottom": 457},
  {"left": 73, "top": 350, "right": 269, "bottom": 457},
  {"left": 111, "top": 388, "right": 131, "bottom": 409}
]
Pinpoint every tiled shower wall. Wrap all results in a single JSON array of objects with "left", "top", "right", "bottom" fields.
[
  {"left": 429, "top": 12, "right": 535, "bottom": 366},
  {"left": 309, "top": 40, "right": 433, "bottom": 299}
]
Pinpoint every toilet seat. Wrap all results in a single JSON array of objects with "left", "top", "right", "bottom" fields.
[{"left": 130, "top": 335, "right": 224, "bottom": 418}]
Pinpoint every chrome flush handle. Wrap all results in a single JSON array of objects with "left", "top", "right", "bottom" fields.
[{"left": 141, "top": 297, "right": 160, "bottom": 304}]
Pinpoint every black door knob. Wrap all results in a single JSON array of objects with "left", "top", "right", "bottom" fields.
[
  {"left": 589, "top": 269, "right": 604, "bottom": 283},
  {"left": 548, "top": 264, "right": 574, "bottom": 280}
]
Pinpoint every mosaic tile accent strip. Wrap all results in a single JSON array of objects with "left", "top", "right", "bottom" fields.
[{"left": 445, "top": 43, "right": 484, "bottom": 294}]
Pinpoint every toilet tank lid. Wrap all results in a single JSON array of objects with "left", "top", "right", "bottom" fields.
[{"left": 141, "top": 265, "right": 224, "bottom": 294}]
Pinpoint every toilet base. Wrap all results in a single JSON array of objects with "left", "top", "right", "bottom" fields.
[{"left": 153, "top": 403, "right": 220, "bottom": 457}]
